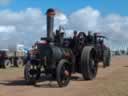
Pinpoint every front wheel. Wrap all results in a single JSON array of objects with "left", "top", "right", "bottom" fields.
[
  {"left": 24, "top": 61, "right": 39, "bottom": 85},
  {"left": 56, "top": 59, "right": 71, "bottom": 87}
]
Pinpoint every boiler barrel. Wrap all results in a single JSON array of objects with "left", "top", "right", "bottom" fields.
[{"left": 51, "top": 46, "right": 72, "bottom": 61}]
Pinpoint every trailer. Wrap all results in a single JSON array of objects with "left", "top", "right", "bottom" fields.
[{"left": 0, "top": 49, "right": 25, "bottom": 68}]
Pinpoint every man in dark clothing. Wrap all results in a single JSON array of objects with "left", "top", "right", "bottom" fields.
[
  {"left": 87, "top": 31, "right": 93, "bottom": 44},
  {"left": 70, "top": 30, "right": 77, "bottom": 49},
  {"left": 73, "top": 30, "right": 77, "bottom": 39},
  {"left": 93, "top": 33, "right": 98, "bottom": 44}
]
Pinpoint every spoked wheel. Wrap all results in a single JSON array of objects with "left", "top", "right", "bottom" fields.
[
  {"left": 16, "top": 58, "right": 24, "bottom": 67},
  {"left": 3, "top": 59, "right": 11, "bottom": 69},
  {"left": 24, "top": 61, "right": 39, "bottom": 85},
  {"left": 56, "top": 59, "right": 71, "bottom": 87},
  {"left": 81, "top": 46, "right": 98, "bottom": 80}
]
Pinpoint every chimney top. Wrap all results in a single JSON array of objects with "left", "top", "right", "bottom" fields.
[{"left": 46, "top": 8, "right": 55, "bottom": 16}]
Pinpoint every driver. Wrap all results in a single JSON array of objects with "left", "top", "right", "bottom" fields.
[
  {"left": 71, "top": 30, "right": 78, "bottom": 48},
  {"left": 77, "top": 32, "right": 86, "bottom": 44},
  {"left": 87, "top": 31, "right": 93, "bottom": 44},
  {"left": 93, "top": 33, "right": 98, "bottom": 44},
  {"left": 73, "top": 30, "right": 78, "bottom": 37}
]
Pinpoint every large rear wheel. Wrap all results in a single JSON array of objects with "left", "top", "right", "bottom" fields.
[
  {"left": 103, "top": 48, "right": 111, "bottom": 68},
  {"left": 81, "top": 46, "right": 98, "bottom": 80}
]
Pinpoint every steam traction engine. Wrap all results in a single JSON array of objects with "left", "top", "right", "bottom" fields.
[
  {"left": 24, "top": 8, "right": 98, "bottom": 87},
  {"left": 93, "top": 34, "right": 111, "bottom": 68}
]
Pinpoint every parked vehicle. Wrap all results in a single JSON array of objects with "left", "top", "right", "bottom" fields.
[{"left": 0, "top": 49, "right": 25, "bottom": 68}]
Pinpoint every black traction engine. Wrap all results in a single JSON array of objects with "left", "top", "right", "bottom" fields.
[{"left": 24, "top": 8, "right": 103, "bottom": 87}]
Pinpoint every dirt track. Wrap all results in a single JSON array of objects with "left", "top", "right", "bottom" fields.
[{"left": 0, "top": 56, "right": 128, "bottom": 96}]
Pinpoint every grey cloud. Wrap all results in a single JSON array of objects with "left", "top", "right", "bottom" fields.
[{"left": 0, "top": 6, "right": 128, "bottom": 50}]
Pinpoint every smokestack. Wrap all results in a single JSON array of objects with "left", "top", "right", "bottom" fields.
[{"left": 46, "top": 8, "right": 55, "bottom": 42}]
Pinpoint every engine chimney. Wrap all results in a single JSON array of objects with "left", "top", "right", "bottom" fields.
[{"left": 46, "top": 8, "right": 55, "bottom": 42}]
